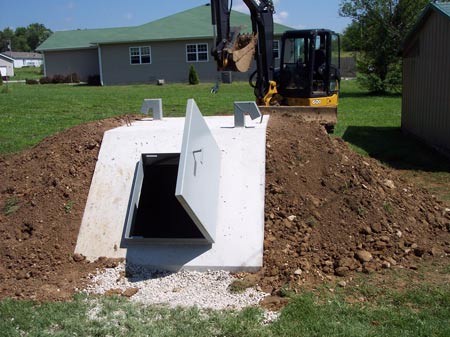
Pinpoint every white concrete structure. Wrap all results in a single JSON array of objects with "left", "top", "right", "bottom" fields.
[
  {"left": 140, "top": 98, "right": 163, "bottom": 120},
  {"left": 75, "top": 101, "right": 268, "bottom": 271}
]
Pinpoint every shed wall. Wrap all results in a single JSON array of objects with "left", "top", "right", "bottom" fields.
[
  {"left": 402, "top": 11, "right": 450, "bottom": 153},
  {"left": 43, "top": 49, "right": 99, "bottom": 82},
  {"left": 0, "top": 58, "right": 14, "bottom": 76}
]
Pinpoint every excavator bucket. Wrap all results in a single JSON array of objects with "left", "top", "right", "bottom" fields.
[{"left": 223, "top": 34, "right": 258, "bottom": 72}]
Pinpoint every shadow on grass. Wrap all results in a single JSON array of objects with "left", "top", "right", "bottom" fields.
[
  {"left": 342, "top": 126, "right": 450, "bottom": 172},
  {"left": 339, "top": 91, "right": 402, "bottom": 99}
]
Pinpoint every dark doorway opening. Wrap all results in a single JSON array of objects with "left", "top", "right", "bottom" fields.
[{"left": 128, "top": 153, "right": 204, "bottom": 240}]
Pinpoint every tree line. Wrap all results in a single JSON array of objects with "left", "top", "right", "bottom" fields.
[{"left": 0, "top": 23, "right": 52, "bottom": 53}]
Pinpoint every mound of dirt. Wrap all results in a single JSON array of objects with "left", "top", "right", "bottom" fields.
[
  {"left": 258, "top": 113, "right": 449, "bottom": 293},
  {"left": 0, "top": 113, "right": 448, "bottom": 301}
]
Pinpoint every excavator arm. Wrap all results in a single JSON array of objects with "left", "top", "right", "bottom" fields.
[{"left": 210, "top": 0, "right": 276, "bottom": 103}]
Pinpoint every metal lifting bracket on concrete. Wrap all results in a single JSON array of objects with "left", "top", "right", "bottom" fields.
[
  {"left": 141, "top": 98, "right": 163, "bottom": 120},
  {"left": 233, "top": 101, "right": 262, "bottom": 128}
]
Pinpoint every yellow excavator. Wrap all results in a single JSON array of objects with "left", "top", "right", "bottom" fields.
[{"left": 210, "top": 0, "right": 341, "bottom": 131}]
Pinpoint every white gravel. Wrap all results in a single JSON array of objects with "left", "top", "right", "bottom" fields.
[{"left": 84, "top": 263, "right": 275, "bottom": 313}]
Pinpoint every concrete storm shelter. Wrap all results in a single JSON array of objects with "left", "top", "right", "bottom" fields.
[{"left": 75, "top": 99, "right": 268, "bottom": 271}]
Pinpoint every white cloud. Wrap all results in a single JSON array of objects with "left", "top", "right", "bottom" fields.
[
  {"left": 233, "top": 2, "right": 249, "bottom": 14},
  {"left": 273, "top": 10, "right": 288, "bottom": 24},
  {"left": 232, "top": 1, "right": 288, "bottom": 24}
]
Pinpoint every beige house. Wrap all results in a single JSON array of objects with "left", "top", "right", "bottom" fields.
[
  {"left": 402, "top": 2, "right": 450, "bottom": 155},
  {"left": 37, "top": 4, "right": 291, "bottom": 85},
  {"left": 0, "top": 53, "right": 14, "bottom": 77}
]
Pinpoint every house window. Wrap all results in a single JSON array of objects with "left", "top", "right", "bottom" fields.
[
  {"left": 273, "top": 40, "right": 280, "bottom": 59},
  {"left": 130, "top": 46, "right": 151, "bottom": 65},
  {"left": 186, "top": 43, "right": 209, "bottom": 62}
]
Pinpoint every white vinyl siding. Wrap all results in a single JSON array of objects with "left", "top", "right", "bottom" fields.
[
  {"left": 129, "top": 46, "right": 151, "bottom": 65},
  {"left": 186, "top": 43, "right": 208, "bottom": 62}
]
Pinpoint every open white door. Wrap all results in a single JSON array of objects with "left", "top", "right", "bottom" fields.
[{"left": 175, "top": 99, "right": 222, "bottom": 243}]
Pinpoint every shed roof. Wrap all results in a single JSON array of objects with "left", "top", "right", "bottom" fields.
[
  {"left": 0, "top": 53, "right": 14, "bottom": 63},
  {"left": 433, "top": 2, "right": 450, "bottom": 18},
  {"left": 403, "top": 2, "right": 450, "bottom": 52},
  {"left": 37, "top": 4, "right": 293, "bottom": 51}
]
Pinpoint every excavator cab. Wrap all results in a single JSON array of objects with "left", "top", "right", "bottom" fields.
[{"left": 277, "top": 29, "right": 341, "bottom": 108}]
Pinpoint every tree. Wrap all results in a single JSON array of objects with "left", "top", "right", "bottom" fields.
[
  {"left": 341, "top": 21, "right": 362, "bottom": 52},
  {"left": 13, "top": 27, "right": 30, "bottom": 51},
  {"left": 188, "top": 65, "right": 200, "bottom": 85},
  {"left": 0, "top": 28, "right": 15, "bottom": 52},
  {"left": 0, "top": 24, "right": 52, "bottom": 52},
  {"left": 26, "top": 23, "right": 52, "bottom": 51},
  {"left": 339, "top": 0, "right": 429, "bottom": 93}
]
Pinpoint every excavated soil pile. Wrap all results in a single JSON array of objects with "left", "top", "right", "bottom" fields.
[
  {"left": 259, "top": 113, "right": 449, "bottom": 294},
  {"left": 0, "top": 113, "right": 449, "bottom": 301}
]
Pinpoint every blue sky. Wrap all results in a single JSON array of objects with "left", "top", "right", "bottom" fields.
[{"left": 0, "top": 0, "right": 352, "bottom": 33}]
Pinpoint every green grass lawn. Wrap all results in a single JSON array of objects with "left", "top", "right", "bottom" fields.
[
  {"left": 0, "top": 82, "right": 253, "bottom": 154},
  {"left": 9, "top": 66, "right": 42, "bottom": 81}
]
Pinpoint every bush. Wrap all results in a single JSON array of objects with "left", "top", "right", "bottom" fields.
[
  {"left": 52, "top": 74, "right": 66, "bottom": 84},
  {"left": 188, "top": 65, "right": 199, "bottom": 85},
  {"left": 39, "top": 76, "right": 51, "bottom": 84},
  {"left": 25, "top": 79, "right": 39, "bottom": 85},
  {"left": 70, "top": 73, "right": 80, "bottom": 83},
  {"left": 87, "top": 75, "right": 101, "bottom": 86}
]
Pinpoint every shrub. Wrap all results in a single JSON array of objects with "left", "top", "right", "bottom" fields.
[
  {"left": 39, "top": 76, "right": 51, "bottom": 84},
  {"left": 87, "top": 75, "right": 101, "bottom": 86},
  {"left": 26, "top": 79, "right": 39, "bottom": 85},
  {"left": 70, "top": 73, "right": 80, "bottom": 83},
  {"left": 52, "top": 74, "right": 66, "bottom": 84},
  {"left": 188, "top": 65, "right": 199, "bottom": 85},
  {"left": 64, "top": 75, "right": 72, "bottom": 83}
]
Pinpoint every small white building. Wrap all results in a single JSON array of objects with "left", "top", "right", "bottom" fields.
[
  {"left": 1, "top": 51, "right": 43, "bottom": 68},
  {"left": 0, "top": 53, "right": 14, "bottom": 77}
]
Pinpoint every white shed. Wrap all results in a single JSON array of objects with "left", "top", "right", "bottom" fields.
[{"left": 0, "top": 54, "right": 14, "bottom": 77}]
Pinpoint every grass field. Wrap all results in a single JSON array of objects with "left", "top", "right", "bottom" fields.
[
  {"left": 9, "top": 66, "right": 42, "bottom": 81},
  {"left": 1, "top": 79, "right": 449, "bottom": 335},
  {"left": 0, "top": 81, "right": 253, "bottom": 154}
]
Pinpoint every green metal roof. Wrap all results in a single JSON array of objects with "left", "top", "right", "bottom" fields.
[
  {"left": 433, "top": 2, "right": 450, "bottom": 18},
  {"left": 37, "top": 4, "right": 293, "bottom": 51}
]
